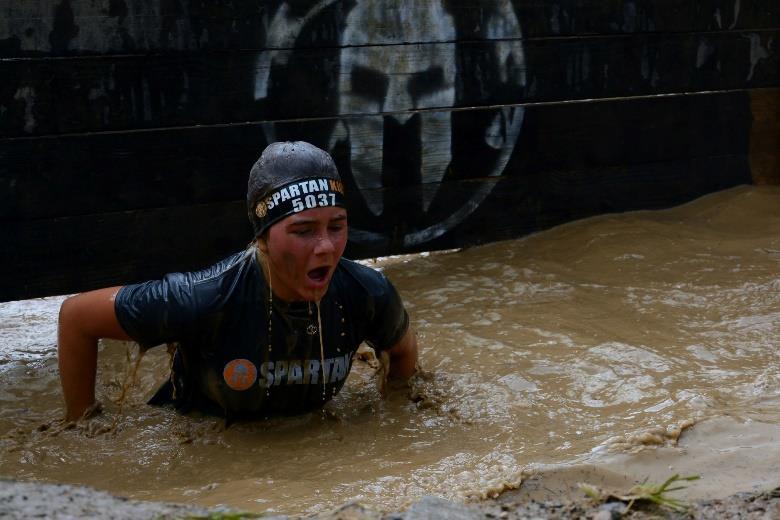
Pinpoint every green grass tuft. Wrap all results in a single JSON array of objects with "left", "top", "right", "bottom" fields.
[{"left": 579, "top": 473, "right": 700, "bottom": 513}]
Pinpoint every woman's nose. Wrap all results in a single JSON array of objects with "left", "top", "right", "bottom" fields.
[{"left": 314, "top": 234, "right": 336, "bottom": 255}]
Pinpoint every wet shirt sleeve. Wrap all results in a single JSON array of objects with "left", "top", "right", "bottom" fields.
[
  {"left": 114, "top": 273, "right": 198, "bottom": 348},
  {"left": 361, "top": 272, "right": 410, "bottom": 353}
]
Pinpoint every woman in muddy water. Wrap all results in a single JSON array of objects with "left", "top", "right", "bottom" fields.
[{"left": 57, "top": 141, "right": 418, "bottom": 422}]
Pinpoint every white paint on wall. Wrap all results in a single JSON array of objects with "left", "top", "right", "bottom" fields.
[
  {"left": 253, "top": 1, "right": 339, "bottom": 100},
  {"left": 696, "top": 38, "right": 715, "bottom": 69},
  {"left": 341, "top": 2, "right": 524, "bottom": 232},
  {"left": 338, "top": 2, "right": 456, "bottom": 214},
  {"left": 252, "top": 1, "right": 526, "bottom": 246},
  {"left": 729, "top": 0, "right": 741, "bottom": 30},
  {"left": 744, "top": 33, "right": 770, "bottom": 81},
  {"left": 13, "top": 86, "right": 36, "bottom": 134}
]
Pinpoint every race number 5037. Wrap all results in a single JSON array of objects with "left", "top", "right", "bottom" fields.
[{"left": 292, "top": 193, "right": 336, "bottom": 212}]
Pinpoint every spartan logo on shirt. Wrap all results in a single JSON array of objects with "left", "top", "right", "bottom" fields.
[
  {"left": 223, "top": 359, "right": 258, "bottom": 391},
  {"left": 222, "top": 354, "right": 353, "bottom": 391},
  {"left": 257, "top": 353, "right": 352, "bottom": 388},
  {"left": 253, "top": 1, "right": 525, "bottom": 248}
]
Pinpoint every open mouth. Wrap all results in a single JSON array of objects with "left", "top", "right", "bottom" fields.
[{"left": 307, "top": 266, "right": 329, "bottom": 283}]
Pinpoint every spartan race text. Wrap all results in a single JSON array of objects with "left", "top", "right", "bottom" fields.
[
  {"left": 263, "top": 178, "right": 344, "bottom": 212},
  {"left": 258, "top": 353, "right": 352, "bottom": 388}
]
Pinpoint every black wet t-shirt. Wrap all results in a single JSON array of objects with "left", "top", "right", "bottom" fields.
[{"left": 114, "top": 248, "right": 408, "bottom": 419}]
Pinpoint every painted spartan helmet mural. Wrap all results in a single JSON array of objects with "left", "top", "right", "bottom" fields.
[{"left": 255, "top": 1, "right": 525, "bottom": 249}]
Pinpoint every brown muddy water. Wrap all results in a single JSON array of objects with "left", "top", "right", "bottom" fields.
[{"left": 1, "top": 185, "right": 779, "bottom": 516}]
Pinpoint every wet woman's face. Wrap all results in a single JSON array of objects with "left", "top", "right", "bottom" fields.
[{"left": 263, "top": 206, "right": 348, "bottom": 302}]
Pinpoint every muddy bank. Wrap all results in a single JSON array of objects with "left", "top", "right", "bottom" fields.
[
  {"left": 2, "top": 478, "right": 778, "bottom": 519},
  {"left": 3, "top": 413, "right": 778, "bottom": 519},
  {"left": 5, "top": 414, "right": 780, "bottom": 519},
  {"left": 0, "top": 479, "right": 211, "bottom": 519}
]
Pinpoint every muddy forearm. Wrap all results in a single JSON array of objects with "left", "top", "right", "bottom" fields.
[
  {"left": 388, "top": 327, "right": 418, "bottom": 380},
  {"left": 57, "top": 288, "right": 128, "bottom": 421},
  {"left": 58, "top": 304, "right": 99, "bottom": 421}
]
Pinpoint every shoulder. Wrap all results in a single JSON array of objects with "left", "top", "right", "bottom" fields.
[
  {"left": 187, "top": 248, "right": 260, "bottom": 309},
  {"left": 117, "top": 248, "right": 259, "bottom": 315},
  {"left": 186, "top": 248, "right": 257, "bottom": 292},
  {"left": 331, "top": 258, "right": 404, "bottom": 318},
  {"left": 333, "top": 258, "right": 409, "bottom": 350},
  {"left": 333, "top": 258, "right": 392, "bottom": 296}
]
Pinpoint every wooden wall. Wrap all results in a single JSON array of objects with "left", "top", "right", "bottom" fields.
[{"left": 1, "top": 1, "right": 778, "bottom": 301}]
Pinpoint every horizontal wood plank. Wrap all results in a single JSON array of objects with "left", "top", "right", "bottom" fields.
[
  {"left": 371, "top": 153, "right": 753, "bottom": 254},
  {"left": 427, "top": 155, "right": 753, "bottom": 256},
  {"left": 1, "top": 1, "right": 777, "bottom": 57},
  {"left": 1, "top": 90, "right": 753, "bottom": 222},
  {"left": 1, "top": 30, "right": 777, "bottom": 137},
  {"left": 515, "top": 0, "right": 780, "bottom": 37},
  {"left": 1, "top": 201, "right": 253, "bottom": 300},
  {"left": 1, "top": 152, "right": 752, "bottom": 301},
  {"left": 749, "top": 88, "right": 780, "bottom": 184}
]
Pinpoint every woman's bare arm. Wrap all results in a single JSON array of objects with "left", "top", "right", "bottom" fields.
[
  {"left": 57, "top": 287, "right": 130, "bottom": 421},
  {"left": 385, "top": 326, "right": 418, "bottom": 380}
]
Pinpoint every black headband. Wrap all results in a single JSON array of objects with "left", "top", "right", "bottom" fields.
[{"left": 253, "top": 177, "right": 346, "bottom": 235}]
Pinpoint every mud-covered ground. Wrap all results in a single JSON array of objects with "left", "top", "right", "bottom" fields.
[{"left": 1, "top": 478, "right": 777, "bottom": 519}]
